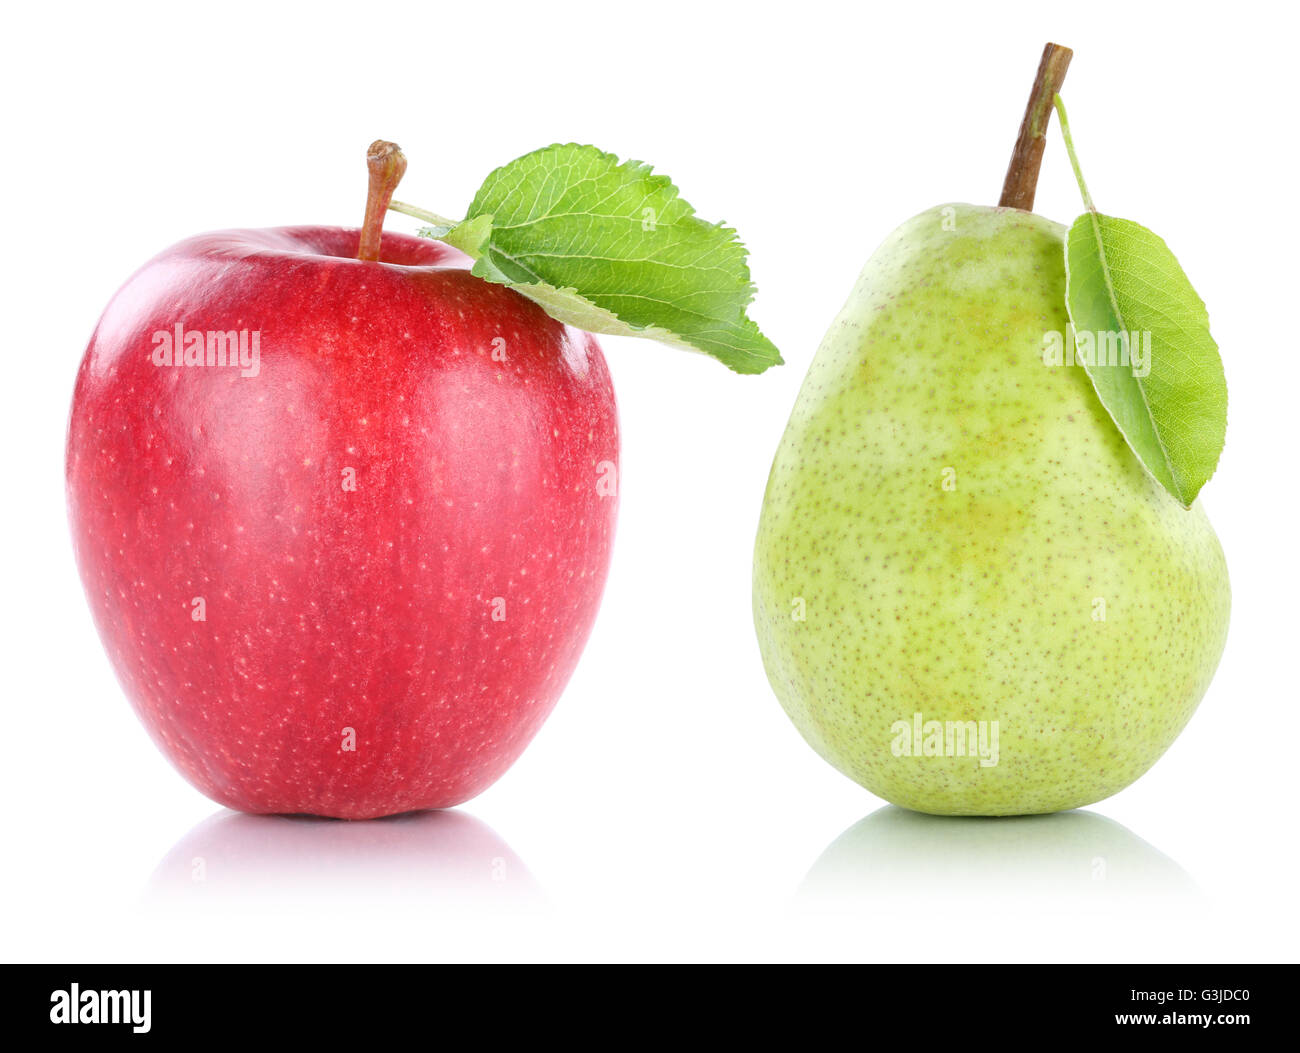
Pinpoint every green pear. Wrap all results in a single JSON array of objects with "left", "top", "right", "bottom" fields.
[{"left": 752, "top": 204, "right": 1229, "bottom": 816}]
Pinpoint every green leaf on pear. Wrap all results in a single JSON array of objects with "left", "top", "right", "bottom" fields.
[
  {"left": 1063, "top": 214, "right": 1227, "bottom": 506},
  {"left": 1054, "top": 96, "right": 1227, "bottom": 506}
]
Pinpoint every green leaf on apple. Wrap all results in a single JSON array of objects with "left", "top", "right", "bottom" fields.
[
  {"left": 1053, "top": 96, "right": 1227, "bottom": 507},
  {"left": 392, "top": 144, "right": 783, "bottom": 374}
]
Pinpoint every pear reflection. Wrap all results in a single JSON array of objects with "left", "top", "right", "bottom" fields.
[
  {"left": 147, "top": 809, "right": 544, "bottom": 912},
  {"left": 799, "top": 806, "right": 1196, "bottom": 911}
]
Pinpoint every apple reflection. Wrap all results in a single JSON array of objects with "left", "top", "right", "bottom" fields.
[
  {"left": 798, "top": 806, "right": 1197, "bottom": 911},
  {"left": 146, "top": 809, "right": 545, "bottom": 912}
]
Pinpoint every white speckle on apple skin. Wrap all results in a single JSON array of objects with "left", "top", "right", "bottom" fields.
[{"left": 67, "top": 227, "right": 619, "bottom": 820}]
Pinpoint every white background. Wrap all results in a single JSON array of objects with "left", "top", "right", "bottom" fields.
[{"left": 2, "top": 1, "right": 1295, "bottom": 963}]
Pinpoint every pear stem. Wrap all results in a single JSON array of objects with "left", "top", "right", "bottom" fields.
[
  {"left": 358, "top": 141, "right": 408, "bottom": 262},
  {"left": 998, "top": 42, "right": 1073, "bottom": 211}
]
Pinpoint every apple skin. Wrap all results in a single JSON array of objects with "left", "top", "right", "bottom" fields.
[{"left": 67, "top": 226, "right": 618, "bottom": 819}]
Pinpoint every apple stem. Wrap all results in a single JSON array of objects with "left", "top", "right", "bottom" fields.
[
  {"left": 998, "top": 42, "right": 1073, "bottom": 211},
  {"left": 358, "top": 141, "right": 408, "bottom": 262}
]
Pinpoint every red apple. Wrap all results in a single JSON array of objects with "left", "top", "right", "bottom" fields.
[{"left": 66, "top": 148, "right": 618, "bottom": 819}]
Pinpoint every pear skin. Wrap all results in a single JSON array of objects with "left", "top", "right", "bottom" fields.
[{"left": 753, "top": 204, "right": 1230, "bottom": 816}]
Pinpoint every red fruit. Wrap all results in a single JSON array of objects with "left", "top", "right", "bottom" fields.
[{"left": 67, "top": 225, "right": 618, "bottom": 818}]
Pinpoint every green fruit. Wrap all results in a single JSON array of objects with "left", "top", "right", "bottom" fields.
[{"left": 752, "top": 204, "right": 1230, "bottom": 816}]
